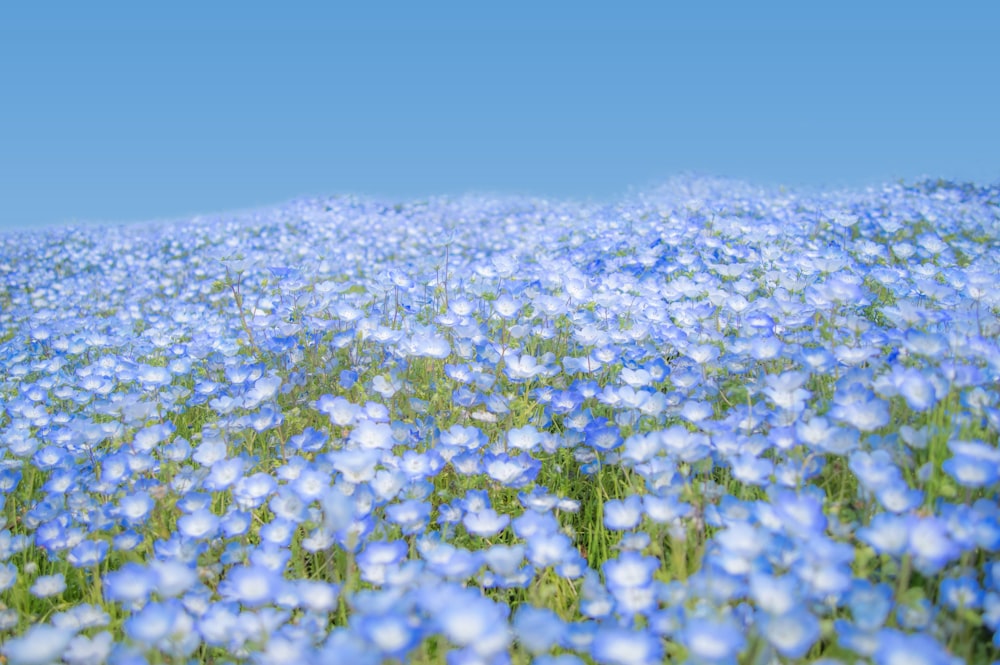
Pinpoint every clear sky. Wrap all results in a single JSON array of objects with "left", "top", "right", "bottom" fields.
[{"left": 1, "top": 1, "right": 998, "bottom": 229}]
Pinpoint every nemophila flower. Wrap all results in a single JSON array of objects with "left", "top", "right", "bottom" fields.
[
  {"left": 714, "top": 520, "right": 768, "bottom": 562},
  {"left": 849, "top": 449, "right": 901, "bottom": 492},
  {"left": 253, "top": 633, "right": 315, "bottom": 665},
  {"left": 429, "top": 588, "right": 511, "bottom": 657},
  {"left": 507, "top": 425, "right": 545, "bottom": 451},
  {"left": 259, "top": 518, "right": 296, "bottom": 547},
  {"left": 124, "top": 599, "right": 178, "bottom": 644},
  {"left": 896, "top": 367, "right": 939, "bottom": 411},
  {"left": 511, "top": 605, "right": 564, "bottom": 655},
  {"left": 829, "top": 393, "right": 889, "bottom": 432},
  {"left": 589, "top": 625, "right": 662, "bottom": 665},
  {"left": 196, "top": 603, "right": 240, "bottom": 647},
  {"left": 939, "top": 574, "right": 983, "bottom": 610},
  {"left": 748, "top": 572, "right": 799, "bottom": 615},
  {"left": 603, "top": 495, "right": 643, "bottom": 530},
  {"left": 527, "top": 530, "right": 575, "bottom": 567},
  {"left": 287, "top": 426, "right": 327, "bottom": 453},
  {"left": 0, "top": 563, "right": 17, "bottom": 591},
  {"left": 149, "top": 558, "right": 198, "bottom": 598},
  {"left": 549, "top": 388, "right": 585, "bottom": 415},
  {"left": 68, "top": 539, "right": 109, "bottom": 568},
  {"left": 368, "top": 468, "right": 406, "bottom": 503},
  {"left": 63, "top": 631, "right": 113, "bottom": 665},
  {"left": 942, "top": 452, "right": 998, "bottom": 488},
  {"left": 104, "top": 562, "right": 157, "bottom": 606},
  {"left": 762, "top": 370, "right": 811, "bottom": 410},
  {"left": 833, "top": 619, "right": 878, "bottom": 658},
  {"left": 249, "top": 541, "right": 292, "bottom": 573},
  {"left": 440, "top": 424, "right": 488, "bottom": 452},
  {"left": 846, "top": 579, "right": 893, "bottom": 630},
  {"left": 290, "top": 467, "right": 331, "bottom": 502},
  {"left": 268, "top": 487, "right": 308, "bottom": 523},
  {"left": 729, "top": 452, "right": 773, "bottom": 486},
  {"left": 764, "top": 488, "right": 824, "bottom": 536},
  {"left": 204, "top": 456, "right": 245, "bottom": 491},
  {"left": 601, "top": 553, "right": 656, "bottom": 615},
  {"left": 329, "top": 447, "right": 381, "bottom": 485},
  {"left": 504, "top": 353, "right": 543, "bottom": 381},
  {"left": 385, "top": 499, "right": 431, "bottom": 535},
  {"left": 872, "top": 629, "right": 956, "bottom": 665},
  {"left": 31, "top": 572, "right": 66, "bottom": 598},
  {"left": 585, "top": 418, "right": 623, "bottom": 452},
  {"left": 908, "top": 515, "right": 960, "bottom": 575},
  {"left": 177, "top": 508, "right": 220, "bottom": 540},
  {"left": 192, "top": 437, "right": 228, "bottom": 466},
  {"left": 758, "top": 610, "right": 820, "bottom": 659},
  {"left": 680, "top": 616, "right": 745, "bottom": 665},
  {"left": 398, "top": 449, "right": 446, "bottom": 480},
  {"left": 875, "top": 479, "right": 924, "bottom": 513},
  {"left": 220, "top": 564, "right": 282, "bottom": 607},
  {"left": 136, "top": 363, "right": 172, "bottom": 390},
  {"left": 983, "top": 592, "right": 1000, "bottom": 631},
  {"left": 448, "top": 451, "right": 481, "bottom": 475},
  {"left": 483, "top": 543, "right": 526, "bottom": 577},
  {"left": 115, "top": 490, "right": 155, "bottom": 526},
  {"left": 483, "top": 452, "right": 540, "bottom": 487},
  {"left": 463, "top": 508, "right": 510, "bottom": 537},
  {"left": 0, "top": 623, "right": 76, "bottom": 665},
  {"left": 293, "top": 579, "right": 339, "bottom": 613},
  {"left": 349, "top": 419, "right": 394, "bottom": 449},
  {"left": 315, "top": 394, "right": 360, "bottom": 426},
  {"left": 418, "top": 537, "right": 481, "bottom": 581},
  {"left": 353, "top": 611, "right": 422, "bottom": 660},
  {"left": 680, "top": 399, "right": 714, "bottom": 423},
  {"left": 642, "top": 493, "right": 691, "bottom": 524}
]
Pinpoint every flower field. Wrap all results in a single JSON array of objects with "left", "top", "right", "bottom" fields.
[{"left": 1, "top": 176, "right": 999, "bottom": 664}]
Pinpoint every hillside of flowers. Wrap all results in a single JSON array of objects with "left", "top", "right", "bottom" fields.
[{"left": 1, "top": 176, "right": 999, "bottom": 665}]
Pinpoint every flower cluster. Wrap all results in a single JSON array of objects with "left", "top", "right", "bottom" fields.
[{"left": 1, "top": 176, "right": 999, "bottom": 664}]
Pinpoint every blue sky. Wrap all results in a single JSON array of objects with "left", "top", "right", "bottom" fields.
[{"left": 1, "top": 1, "right": 998, "bottom": 229}]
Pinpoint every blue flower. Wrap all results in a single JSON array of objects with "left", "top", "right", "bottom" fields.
[
  {"left": 176, "top": 508, "right": 220, "bottom": 540},
  {"left": 232, "top": 472, "right": 278, "bottom": 510},
  {"left": 357, "top": 541, "right": 408, "bottom": 585},
  {"left": 104, "top": 563, "right": 157, "bottom": 606},
  {"left": 1, "top": 623, "right": 75, "bottom": 665},
  {"left": 427, "top": 587, "right": 511, "bottom": 657},
  {"left": 511, "top": 605, "right": 564, "bottom": 654},
  {"left": 748, "top": 572, "right": 799, "bottom": 615},
  {"left": 680, "top": 616, "right": 745, "bottom": 664},
  {"left": 857, "top": 512, "right": 911, "bottom": 557},
  {"left": 590, "top": 625, "right": 662, "bottom": 665},
  {"left": 872, "top": 629, "right": 955, "bottom": 665},
  {"left": 385, "top": 499, "right": 431, "bottom": 535},
  {"left": 483, "top": 452, "right": 540, "bottom": 488},
  {"left": 204, "top": 457, "right": 245, "bottom": 491},
  {"left": 68, "top": 539, "right": 109, "bottom": 568},
  {"left": 907, "top": 516, "right": 960, "bottom": 575},
  {"left": 64, "top": 631, "right": 114, "bottom": 665},
  {"left": 603, "top": 495, "right": 643, "bottom": 531},
  {"left": 875, "top": 480, "right": 924, "bottom": 513},
  {"left": 942, "top": 453, "right": 999, "bottom": 488},
  {"left": 219, "top": 564, "right": 283, "bottom": 607},
  {"left": 846, "top": 579, "right": 893, "bottom": 630},
  {"left": 354, "top": 611, "right": 423, "bottom": 660},
  {"left": 30, "top": 572, "right": 66, "bottom": 598},
  {"left": 527, "top": 530, "right": 575, "bottom": 568},
  {"left": 463, "top": 508, "right": 510, "bottom": 538},
  {"left": 939, "top": 574, "right": 983, "bottom": 610},
  {"left": 758, "top": 610, "right": 819, "bottom": 659},
  {"left": 585, "top": 418, "right": 623, "bottom": 452}
]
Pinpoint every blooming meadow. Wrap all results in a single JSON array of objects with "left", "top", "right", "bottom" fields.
[{"left": 1, "top": 176, "right": 999, "bottom": 665}]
